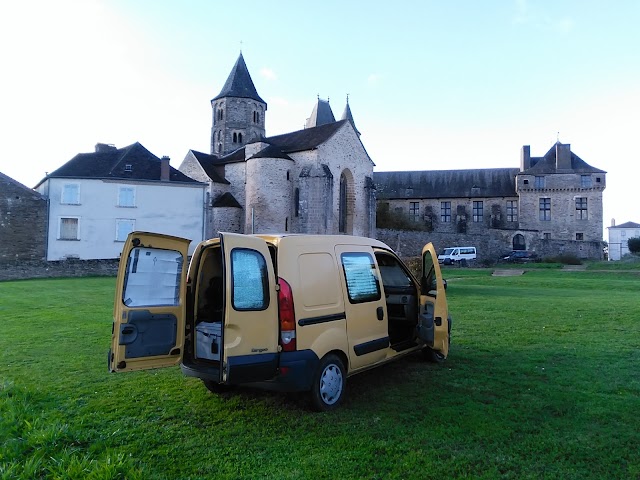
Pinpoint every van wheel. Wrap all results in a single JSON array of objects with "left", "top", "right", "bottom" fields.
[
  {"left": 422, "top": 347, "right": 446, "bottom": 363},
  {"left": 310, "top": 354, "right": 346, "bottom": 412},
  {"left": 202, "top": 379, "right": 234, "bottom": 394}
]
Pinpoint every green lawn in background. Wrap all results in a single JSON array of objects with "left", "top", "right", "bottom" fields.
[{"left": 1, "top": 270, "right": 639, "bottom": 479}]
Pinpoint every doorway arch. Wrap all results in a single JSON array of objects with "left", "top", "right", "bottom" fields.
[{"left": 513, "top": 234, "right": 526, "bottom": 250}]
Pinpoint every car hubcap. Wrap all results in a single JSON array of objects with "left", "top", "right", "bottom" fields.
[{"left": 319, "top": 364, "right": 343, "bottom": 405}]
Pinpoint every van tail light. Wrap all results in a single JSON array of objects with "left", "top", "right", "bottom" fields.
[{"left": 277, "top": 277, "right": 296, "bottom": 352}]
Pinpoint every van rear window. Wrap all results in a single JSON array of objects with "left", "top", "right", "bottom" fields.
[
  {"left": 341, "top": 252, "right": 381, "bottom": 304},
  {"left": 231, "top": 248, "right": 269, "bottom": 311},
  {"left": 122, "top": 247, "right": 182, "bottom": 307}
]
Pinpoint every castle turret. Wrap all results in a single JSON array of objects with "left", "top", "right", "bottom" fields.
[{"left": 211, "top": 53, "right": 267, "bottom": 155}]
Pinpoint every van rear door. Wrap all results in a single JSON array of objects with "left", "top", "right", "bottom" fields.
[
  {"left": 220, "top": 233, "right": 279, "bottom": 384},
  {"left": 109, "top": 232, "right": 190, "bottom": 372},
  {"left": 417, "top": 243, "right": 450, "bottom": 357}
]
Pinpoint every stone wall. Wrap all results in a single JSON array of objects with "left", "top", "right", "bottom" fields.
[
  {"left": 0, "top": 258, "right": 119, "bottom": 282},
  {"left": 376, "top": 228, "right": 603, "bottom": 263},
  {"left": 0, "top": 175, "right": 48, "bottom": 261}
]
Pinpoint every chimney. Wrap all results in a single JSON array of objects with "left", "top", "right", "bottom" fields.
[
  {"left": 160, "top": 156, "right": 170, "bottom": 181},
  {"left": 95, "top": 143, "right": 116, "bottom": 153},
  {"left": 556, "top": 143, "right": 571, "bottom": 170},
  {"left": 520, "top": 145, "right": 531, "bottom": 171},
  {"left": 611, "top": 218, "right": 616, "bottom": 227}
]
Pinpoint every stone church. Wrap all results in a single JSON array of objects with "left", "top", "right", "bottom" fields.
[{"left": 179, "top": 53, "right": 376, "bottom": 239}]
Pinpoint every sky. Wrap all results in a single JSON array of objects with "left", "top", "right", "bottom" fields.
[{"left": 1, "top": 0, "right": 639, "bottom": 239}]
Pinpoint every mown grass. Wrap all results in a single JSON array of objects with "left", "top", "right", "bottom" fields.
[{"left": 1, "top": 272, "right": 639, "bottom": 479}]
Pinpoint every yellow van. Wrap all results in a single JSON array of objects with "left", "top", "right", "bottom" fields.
[{"left": 108, "top": 232, "right": 451, "bottom": 411}]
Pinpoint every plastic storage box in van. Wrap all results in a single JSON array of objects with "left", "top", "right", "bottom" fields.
[{"left": 196, "top": 322, "right": 222, "bottom": 361}]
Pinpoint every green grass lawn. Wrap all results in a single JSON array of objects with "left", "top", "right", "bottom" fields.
[{"left": 1, "top": 271, "right": 639, "bottom": 479}]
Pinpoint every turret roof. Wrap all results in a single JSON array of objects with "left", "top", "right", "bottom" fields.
[
  {"left": 212, "top": 53, "right": 266, "bottom": 104},
  {"left": 341, "top": 100, "right": 360, "bottom": 135},
  {"left": 521, "top": 142, "right": 606, "bottom": 174},
  {"left": 305, "top": 98, "right": 336, "bottom": 128}
]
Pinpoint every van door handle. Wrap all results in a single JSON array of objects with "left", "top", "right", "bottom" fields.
[{"left": 376, "top": 307, "right": 384, "bottom": 321}]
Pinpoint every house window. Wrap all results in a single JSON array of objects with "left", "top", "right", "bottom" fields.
[
  {"left": 441, "top": 202, "right": 451, "bottom": 222},
  {"left": 506, "top": 200, "right": 518, "bottom": 222},
  {"left": 61, "top": 184, "right": 80, "bottom": 205},
  {"left": 581, "top": 175, "right": 592, "bottom": 188},
  {"left": 576, "top": 197, "right": 588, "bottom": 220},
  {"left": 118, "top": 186, "right": 136, "bottom": 207},
  {"left": 115, "top": 219, "right": 135, "bottom": 242},
  {"left": 534, "top": 176, "right": 545, "bottom": 189},
  {"left": 543, "top": 233, "right": 551, "bottom": 240},
  {"left": 409, "top": 202, "right": 420, "bottom": 221},
  {"left": 472, "top": 201, "right": 483, "bottom": 222},
  {"left": 59, "top": 217, "right": 79, "bottom": 240},
  {"left": 539, "top": 198, "right": 551, "bottom": 221},
  {"left": 576, "top": 233, "right": 584, "bottom": 241}
]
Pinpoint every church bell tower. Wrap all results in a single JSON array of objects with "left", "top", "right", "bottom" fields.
[{"left": 210, "top": 53, "right": 267, "bottom": 156}]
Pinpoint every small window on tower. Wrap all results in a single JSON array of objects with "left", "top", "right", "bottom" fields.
[
  {"left": 233, "top": 133, "right": 237, "bottom": 143},
  {"left": 238, "top": 132, "right": 243, "bottom": 143}
]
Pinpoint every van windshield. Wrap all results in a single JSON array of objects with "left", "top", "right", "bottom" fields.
[{"left": 442, "top": 248, "right": 454, "bottom": 256}]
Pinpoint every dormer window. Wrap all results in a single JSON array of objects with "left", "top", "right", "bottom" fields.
[
  {"left": 124, "top": 164, "right": 132, "bottom": 172},
  {"left": 581, "top": 175, "right": 592, "bottom": 188},
  {"left": 534, "top": 176, "right": 545, "bottom": 189}
]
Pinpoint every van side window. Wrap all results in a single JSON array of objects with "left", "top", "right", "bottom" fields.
[
  {"left": 231, "top": 248, "right": 269, "bottom": 311},
  {"left": 341, "top": 252, "right": 381, "bottom": 304}
]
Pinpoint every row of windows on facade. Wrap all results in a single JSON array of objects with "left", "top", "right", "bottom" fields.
[
  {"left": 61, "top": 184, "right": 136, "bottom": 207},
  {"left": 523, "top": 175, "right": 600, "bottom": 189},
  {"left": 213, "top": 107, "right": 262, "bottom": 124},
  {"left": 407, "top": 198, "right": 588, "bottom": 223},
  {"left": 58, "top": 217, "right": 134, "bottom": 242}
]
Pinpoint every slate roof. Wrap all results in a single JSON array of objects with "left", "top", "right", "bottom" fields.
[
  {"left": 36, "top": 142, "right": 201, "bottom": 187},
  {"left": 522, "top": 142, "right": 606, "bottom": 174},
  {"left": 248, "top": 144, "right": 294, "bottom": 161},
  {"left": 608, "top": 221, "right": 640, "bottom": 229},
  {"left": 0, "top": 171, "right": 44, "bottom": 197},
  {"left": 374, "top": 168, "right": 520, "bottom": 200},
  {"left": 341, "top": 101, "right": 360, "bottom": 135},
  {"left": 305, "top": 98, "right": 336, "bottom": 128},
  {"left": 267, "top": 120, "right": 346, "bottom": 154},
  {"left": 212, "top": 53, "right": 266, "bottom": 105},
  {"left": 189, "top": 150, "right": 230, "bottom": 184},
  {"left": 212, "top": 192, "right": 242, "bottom": 208}
]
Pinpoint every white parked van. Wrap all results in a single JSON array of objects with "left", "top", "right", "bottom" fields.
[
  {"left": 109, "top": 232, "right": 452, "bottom": 411},
  {"left": 437, "top": 246, "right": 477, "bottom": 265}
]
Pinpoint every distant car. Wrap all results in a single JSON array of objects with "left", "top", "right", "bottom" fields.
[{"left": 502, "top": 251, "right": 538, "bottom": 263}]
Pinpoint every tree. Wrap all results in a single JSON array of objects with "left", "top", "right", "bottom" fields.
[{"left": 628, "top": 237, "right": 640, "bottom": 254}]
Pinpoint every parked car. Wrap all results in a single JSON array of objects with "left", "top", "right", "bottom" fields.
[
  {"left": 438, "top": 246, "right": 477, "bottom": 265},
  {"left": 109, "top": 232, "right": 452, "bottom": 411},
  {"left": 502, "top": 250, "right": 538, "bottom": 263}
]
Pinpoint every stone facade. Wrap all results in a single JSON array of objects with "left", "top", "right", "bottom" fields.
[
  {"left": 180, "top": 54, "right": 376, "bottom": 239},
  {"left": 375, "top": 143, "right": 606, "bottom": 260},
  {"left": 0, "top": 172, "right": 47, "bottom": 262}
]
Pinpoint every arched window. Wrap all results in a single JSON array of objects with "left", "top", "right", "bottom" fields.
[
  {"left": 238, "top": 132, "right": 243, "bottom": 143},
  {"left": 294, "top": 188, "right": 300, "bottom": 217},
  {"left": 256, "top": 112, "right": 260, "bottom": 123},
  {"left": 513, "top": 234, "right": 526, "bottom": 251},
  {"left": 217, "top": 143, "right": 222, "bottom": 153},
  {"left": 233, "top": 132, "right": 237, "bottom": 143},
  {"left": 217, "top": 130, "right": 221, "bottom": 141},
  {"left": 339, "top": 173, "right": 347, "bottom": 233}
]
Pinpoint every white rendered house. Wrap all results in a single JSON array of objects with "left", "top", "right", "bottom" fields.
[
  {"left": 607, "top": 221, "right": 640, "bottom": 261},
  {"left": 35, "top": 143, "right": 206, "bottom": 260}
]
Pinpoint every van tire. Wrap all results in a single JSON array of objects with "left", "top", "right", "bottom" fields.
[
  {"left": 310, "top": 354, "right": 346, "bottom": 412},
  {"left": 422, "top": 347, "right": 446, "bottom": 363},
  {"left": 202, "top": 379, "right": 234, "bottom": 394}
]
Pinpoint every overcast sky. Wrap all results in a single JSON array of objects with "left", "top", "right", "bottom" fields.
[{"left": 1, "top": 0, "right": 638, "bottom": 238}]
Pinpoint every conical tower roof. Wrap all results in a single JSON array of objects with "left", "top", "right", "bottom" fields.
[
  {"left": 305, "top": 98, "right": 335, "bottom": 128},
  {"left": 341, "top": 98, "right": 360, "bottom": 136},
  {"left": 212, "top": 53, "right": 266, "bottom": 104}
]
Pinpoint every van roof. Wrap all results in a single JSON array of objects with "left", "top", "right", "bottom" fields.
[{"left": 255, "top": 233, "right": 392, "bottom": 250}]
